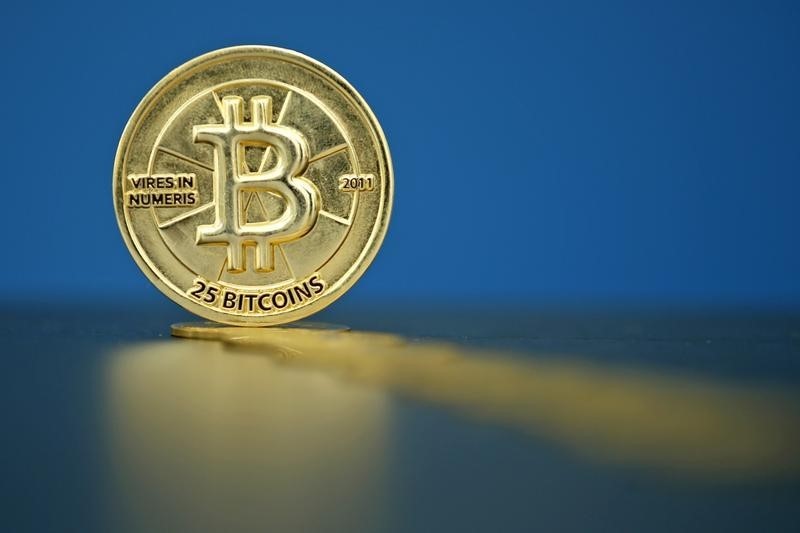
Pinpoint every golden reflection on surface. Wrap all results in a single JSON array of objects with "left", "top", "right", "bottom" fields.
[
  {"left": 107, "top": 337, "right": 390, "bottom": 533},
  {"left": 172, "top": 322, "right": 800, "bottom": 480},
  {"left": 106, "top": 321, "right": 800, "bottom": 531}
]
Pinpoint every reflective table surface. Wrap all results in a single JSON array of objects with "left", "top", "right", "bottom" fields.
[{"left": 3, "top": 302, "right": 799, "bottom": 532}]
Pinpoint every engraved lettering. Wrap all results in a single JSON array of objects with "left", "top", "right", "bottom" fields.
[
  {"left": 257, "top": 293, "right": 272, "bottom": 311},
  {"left": 189, "top": 280, "right": 206, "bottom": 299},
  {"left": 294, "top": 282, "right": 312, "bottom": 300},
  {"left": 272, "top": 292, "right": 288, "bottom": 309},
  {"left": 187, "top": 278, "right": 221, "bottom": 305},
  {"left": 205, "top": 285, "right": 219, "bottom": 303},
  {"left": 338, "top": 174, "right": 375, "bottom": 192},
  {"left": 309, "top": 275, "right": 325, "bottom": 294},
  {"left": 187, "top": 274, "right": 325, "bottom": 315},
  {"left": 126, "top": 173, "right": 198, "bottom": 208},
  {"left": 222, "top": 290, "right": 237, "bottom": 309}
]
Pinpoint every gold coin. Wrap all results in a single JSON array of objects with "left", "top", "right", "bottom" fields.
[
  {"left": 170, "top": 321, "right": 350, "bottom": 340},
  {"left": 113, "top": 46, "right": 393, "bottom": 325}
]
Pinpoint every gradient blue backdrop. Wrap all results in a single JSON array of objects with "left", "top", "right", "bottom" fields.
[{"left": 2, "top": 0, "right": 798, "bottom": 308}]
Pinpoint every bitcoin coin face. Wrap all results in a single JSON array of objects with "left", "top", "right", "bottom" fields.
[{"left": 113, "top": 46, "right": 392, "bottom": 325}]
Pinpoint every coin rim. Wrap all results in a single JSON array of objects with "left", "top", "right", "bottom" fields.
[{"left": 113, "top": 45, "right": 393, "bottom": 326}]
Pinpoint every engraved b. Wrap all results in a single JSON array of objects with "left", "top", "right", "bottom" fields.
[{"left": 194, "top": 95, "right": 319, "bottom": 272}]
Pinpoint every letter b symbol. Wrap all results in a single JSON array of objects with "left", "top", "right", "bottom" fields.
[{"left": 194, "top": 95, "right": 319, "bottom": 272}]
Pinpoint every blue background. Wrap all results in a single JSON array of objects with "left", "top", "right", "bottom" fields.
[{"left": 2, "top": 0, "right": 798, "bottom": 309}]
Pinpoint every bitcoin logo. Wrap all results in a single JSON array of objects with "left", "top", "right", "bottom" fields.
[{"left": 195, "top": 95, "right": 320, "bottom": 273}]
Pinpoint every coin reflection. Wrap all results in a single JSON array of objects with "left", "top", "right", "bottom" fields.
[
  {"left": 106, "top": 324, "right": 800, "bottom": 531},
  {"left": 174, "top": 322, "right": 800, "bottom": 479},
  {"left": 107, "top": 338, "right": 389, "bottom": 533}
]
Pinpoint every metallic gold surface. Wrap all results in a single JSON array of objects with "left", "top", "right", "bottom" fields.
[{"left": 114, "top": 46, "right": 392, "bottom": 325}]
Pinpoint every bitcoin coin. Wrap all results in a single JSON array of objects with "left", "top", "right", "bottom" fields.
[{"left": 113, "top": 46, "right": 393, "bottom": 325}]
